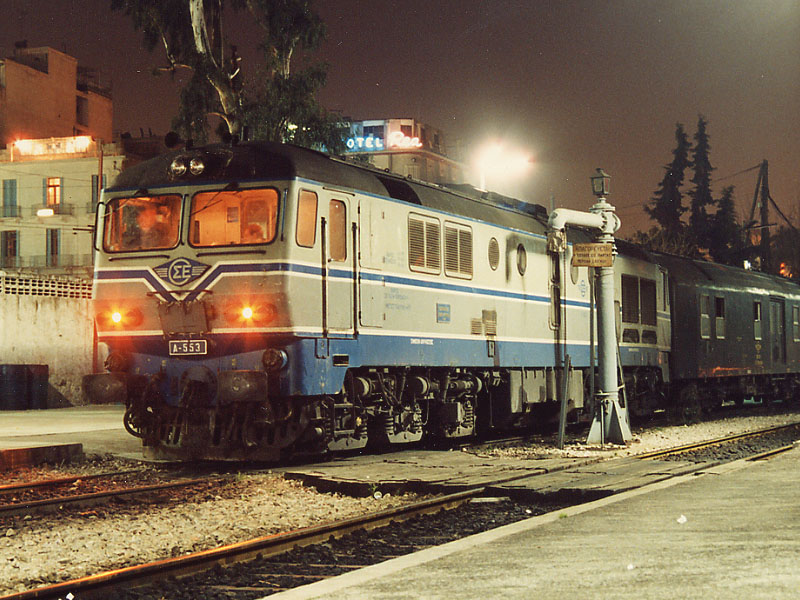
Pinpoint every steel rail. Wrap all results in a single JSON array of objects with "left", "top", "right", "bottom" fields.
[
  {"left": 0, "top": 476, "right": 227, "bottom": 518},
  {"left": 0, "top": 488, "right": 482, "bottom": 600},
  {"left": 0, "top": 470, "right": 141, "bottom": 496},
  {"left": 636, "top": 421, "right": 800, "bottom": 460}
]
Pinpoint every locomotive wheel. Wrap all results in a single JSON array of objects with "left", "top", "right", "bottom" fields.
[{"left": 670, "top": 384, "right": 701, "bottom": 424}]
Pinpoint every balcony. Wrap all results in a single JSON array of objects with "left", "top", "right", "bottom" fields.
[
  {"left": 1, "top": 254, "right": 93, "bottom": 269},
  {"left": 1, "top": 205, "right": 22, "bottom": 218},
  {"left": 32, "top": 204, "right": 76, "bottom": 217}
]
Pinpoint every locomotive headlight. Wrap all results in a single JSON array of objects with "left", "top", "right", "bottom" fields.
[
  {"left": 99, "top": 307, "right": 144, "bottom": 328},
  {"left": 169, "top": 157, "right": 187, "bottom": 177},
  {"left": 224, "top": 301, "right": 277, "bottom": 326},
  {"left": 189, "top": 157, "right": 205, "bottom": 175},
  {"left": 242, "top": 306, "right": 254, "bottom": 320}
]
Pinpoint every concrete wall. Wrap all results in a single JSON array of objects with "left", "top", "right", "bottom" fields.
[{"left": 0, "top": 273, "right": 94, "bottom": 405}]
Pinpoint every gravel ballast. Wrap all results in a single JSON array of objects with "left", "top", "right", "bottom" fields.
[{"left": 2, "top": 407, "right": 799, "bottom": 596}]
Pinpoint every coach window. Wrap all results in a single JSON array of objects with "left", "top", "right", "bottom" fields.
[
  {"left": 329, "top": 199, "right": 347, "bottom": 262},
  {"left": 715, "top": 297, "right": 726, "bottom": 339},
  {"left": 793, "top": 306, "right": 800, "bottom": 342},
  {"left": 700, "top": 295, "right": 711, "bottom": 339},
  {"left": 754, "top": 302, "right": 762, "bottom": 340},
  {"left": 296, "top": 190, "right": 318, "bottom": 248}
]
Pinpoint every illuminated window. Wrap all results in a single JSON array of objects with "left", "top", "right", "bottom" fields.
[
  {"left": 103, "top": 195, "right": 181, "bottom": 252},
  {"left": 189, "top": 188, "right": 278, "bottom": 247},
  {"left": 329, "top": 200, "right": 347, "bottom": 262},
  {"left": 297, "top": 190, "right": 318, "bottom": 248},
  {"left": 45, "top": 178, "right": 61, "bottom": 207}
]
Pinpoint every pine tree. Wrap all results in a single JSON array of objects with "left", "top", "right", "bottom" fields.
[
  {"left": 111, "top": 0, "right": 343, "bottom": 149},
  {"left": 688, "top": 115, "right": 716, "bottom": 247},
  {"left": 707, "top": 185, "right": 748, "bottom": 265},
  {"left": 644, "top": 123, "right": 691, "bottom": 236}
]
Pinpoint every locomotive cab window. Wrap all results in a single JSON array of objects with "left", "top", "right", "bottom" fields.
[
  {"left": 793, "top": 306, "right": 800, "bottom": 342},
  {"left": 296, "top": 190, "right": 318, "bottom": 248},
  {"left": 189, "top": 188, "right": 278, "bottom": 247},
  {"left": 103, "top": 195, "right": 181, "bottom": 252},
  {"left": 621, "top": 275, "right": 639, "bottom": 323}
]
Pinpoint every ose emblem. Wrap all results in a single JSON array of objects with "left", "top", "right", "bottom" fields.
[{"left": 154, "top": 257, "right": 210, "bottom": 286}]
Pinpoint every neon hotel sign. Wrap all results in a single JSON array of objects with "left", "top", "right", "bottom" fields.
[{"left": 346, "top": 131, "right": 423, "bottom": 152}]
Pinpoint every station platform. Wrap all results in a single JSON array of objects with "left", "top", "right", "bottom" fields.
[
  {"left": 273, "top": 447, "right": 800, "bottom": 600},
  {"left": 0, "top": 405, "right": 141, "bottom": 469}
]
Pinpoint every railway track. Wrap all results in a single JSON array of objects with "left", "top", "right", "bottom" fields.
[
  {"left": 3, "top": 421, "right": 800, "bottom": 600},
  {"left": 0, "top": 471, "right": 233, "bottom": 519},
  {"left": 0, "top": 489, "right": 483, "bottom": 600}
]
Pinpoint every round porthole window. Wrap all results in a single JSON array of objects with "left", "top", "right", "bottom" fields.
[
  {"left": 516, "top": 243, "right": 527, "bottom": 275},
  {"left": 488, "top": 238, "right": 500, "bottom": 270}
]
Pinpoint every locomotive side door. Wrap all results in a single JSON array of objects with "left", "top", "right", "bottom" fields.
[
  {"left": 322, "top": 195, "right": 355, "bottom": 337},
  {"left": 357, "top": 199, "right": 385, "bottom": 327}
]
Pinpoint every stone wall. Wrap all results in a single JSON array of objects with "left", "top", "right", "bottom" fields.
[{"left": 0, "top": 272, "right": 93, "bottom": 406}]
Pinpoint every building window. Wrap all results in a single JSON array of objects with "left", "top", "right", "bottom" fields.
[
  {"left": 1, "top": 230, "right": 19, "bottom": 268},
  {"left": 408, "top": 214, "right": 441, "bottom": 274},
  {"left": 2, "top": 179, "right": 17, "bottom": 217},
  {"left": 700, "top": 295, "right": 711, "bottom": 339},
  {"left": 45, "top": 178, "right": 62, "bottom": 207},
  {"left": 328, "top": 200, "right": 347, "bottom": 262},
  {"left": 46, "top": 229, "right": 60, "bottom": 267},
  {"left": 715, "top": 297, "right": 726, "bottom": 339},
  {"left": 296, "top": 190, "right": 318, "bottom": 248},
  {"left": 754, "top": 302, "right": 762, "bottom": 341},
  {"left": 444, "top": 222, "right": 472, "bottom": 279},
  {"left": 793, "top": 306, "right": 800, "bottom": 342},
  {"left": 76, "top": 96, "right": 89, "bottom": 127}
]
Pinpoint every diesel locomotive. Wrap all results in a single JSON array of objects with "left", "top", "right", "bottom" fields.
[{"left": 82, "top": 140, "right": 800, "bottom": 460}]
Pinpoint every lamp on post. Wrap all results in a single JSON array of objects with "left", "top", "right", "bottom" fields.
[{"left": 590, "top": 168, "right": 611, "bottom": 198}]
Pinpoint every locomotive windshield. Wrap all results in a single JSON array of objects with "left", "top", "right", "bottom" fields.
[
  {"left": 189, "top": 188, "right": 279, "bottom": 247},
  {"left": 103, "top": 195, "right": 181, "bottom": 252}
]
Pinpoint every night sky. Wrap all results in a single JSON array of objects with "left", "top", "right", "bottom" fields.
[{"left": 1, "top": 0, "right": 798, "bottom": 235}]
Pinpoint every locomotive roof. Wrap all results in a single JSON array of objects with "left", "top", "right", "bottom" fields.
[
  {"left": 653, "top": 252, "right": 800, "bottom": 296},
  {"left": 108, "top": 140, "right": 592, "bottom": 240}
]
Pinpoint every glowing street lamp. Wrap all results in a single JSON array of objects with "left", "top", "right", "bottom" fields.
[
  {"left": 474, "top": 142, "right": 533, "bottom": 191},
  {"left": 590, "top": 168, "right": 611, "bottom": 197}
]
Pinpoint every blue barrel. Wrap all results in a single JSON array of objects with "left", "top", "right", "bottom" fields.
[{"left": 0, "top": 365, "right": 30, "bottom": 410}]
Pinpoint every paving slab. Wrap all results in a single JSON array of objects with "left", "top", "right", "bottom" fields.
[
  {"left": 271, "top": 449, "right": 800, "bottom": 600},
  {"left": 0, "top": 405, "right": 142, "bottom": 468}
]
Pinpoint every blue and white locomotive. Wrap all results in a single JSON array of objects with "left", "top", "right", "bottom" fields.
[{"left": 83, "top": 140, "right": 673, "bottom": 460}]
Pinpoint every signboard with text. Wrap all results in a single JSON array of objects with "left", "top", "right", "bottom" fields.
[{"left": 571, "top": 243, "right": 613, "bottom": 267}]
